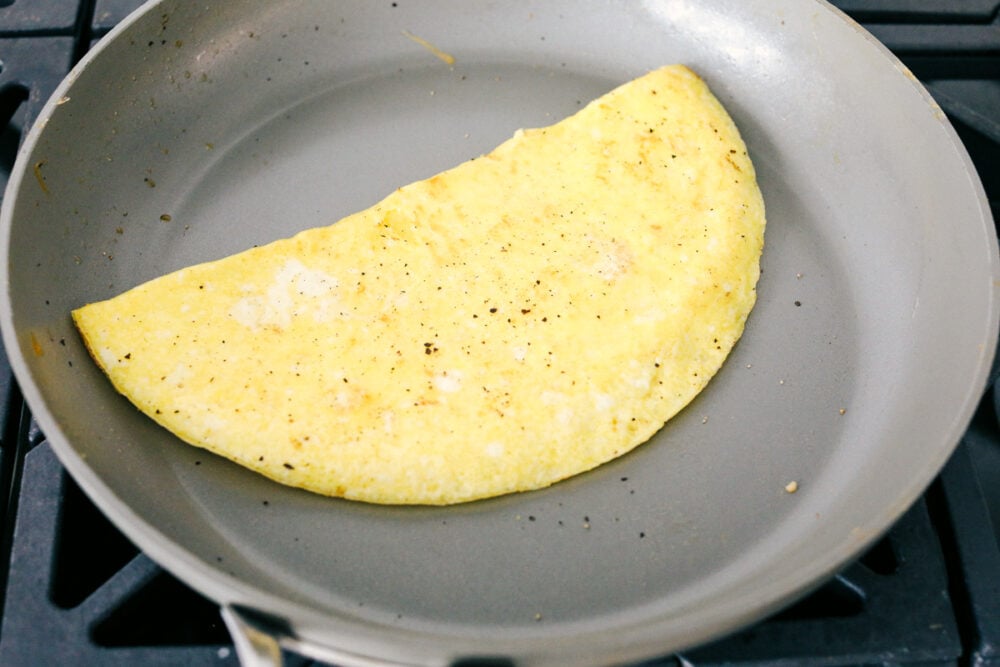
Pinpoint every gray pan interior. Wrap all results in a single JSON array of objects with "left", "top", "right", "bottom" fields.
[{"left": 1, "top": 1, "right": 997, "bottom": 665}]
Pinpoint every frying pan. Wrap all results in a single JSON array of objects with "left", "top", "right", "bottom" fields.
[{"left": 1, "top": 1, "right": 996, "bottom": 665}]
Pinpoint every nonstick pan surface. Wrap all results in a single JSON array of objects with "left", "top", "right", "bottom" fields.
[{"left": 1, "top": 1, "right": 997, "bottom": 665}]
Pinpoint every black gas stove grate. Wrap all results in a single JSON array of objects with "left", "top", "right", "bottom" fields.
[{"left": 0, "top": 1, "right": 997, "bottom": 665}]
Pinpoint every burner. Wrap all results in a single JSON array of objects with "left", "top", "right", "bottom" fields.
[
  {"left": 0, "top": 0, "right": 79, "bottom": 34},
  {"left": 0, "top": 442, "right": 236, "bottom": 665},
  {"left": 832, "top": 0, "right": 1000, "bottom": 23}
]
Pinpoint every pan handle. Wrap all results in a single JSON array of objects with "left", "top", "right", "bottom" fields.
[
  {"left": 221, "top": 604, "right": 285, "bottom": 667},
  {"left": 221, "top": 604, "right": 424, "bottom": 667}
]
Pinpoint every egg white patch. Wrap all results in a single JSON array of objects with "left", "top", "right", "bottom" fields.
[
  {"left": 433, "top": 371, "right": 463, "bottom": 393},
  {"left": 97, "top": 346, "right": 121, "bottom": 368},
  {"left": 592, "top": 393, "right": 615, "bottom": 411},
  {"left": 485, "top": 442, "right": 505, "bottom": 458},
  {"left": 229, "top": 259, "right": 341, "bottom": 329}
]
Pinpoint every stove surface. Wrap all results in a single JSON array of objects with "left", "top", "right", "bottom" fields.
[{"left": 0, "top": 1, "right": 997, "bottom": 665}]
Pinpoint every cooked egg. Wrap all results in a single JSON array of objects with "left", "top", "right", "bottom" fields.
[{"left": 72, "top": 65, "right": 765, "bottom": 505}]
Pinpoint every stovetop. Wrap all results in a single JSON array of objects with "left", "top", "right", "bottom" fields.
[{"left": 0, "top": 1, "right": 997, "bottom": 665}]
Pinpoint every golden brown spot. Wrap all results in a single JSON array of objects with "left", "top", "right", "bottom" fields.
[
  {"left": 30, "top": 332, "right": 43, "bottom": 357},
  {"left": 33, "top": 161, "right": 49, "bottom": 194}
]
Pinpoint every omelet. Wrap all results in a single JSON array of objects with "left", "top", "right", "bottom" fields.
[{"left": 72, "top": 65, "right": 765, "bottom": 505}]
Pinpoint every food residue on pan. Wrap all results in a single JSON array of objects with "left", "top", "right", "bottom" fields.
[
  {"left": 30, "top": 332, "right": 44, "bottom": 357},
  {"left": 401, "top": 30, "right": 455, "bottom": 64},
  {"left": 33, "top": 160, "right": 49, "bottom": 194},
  {"left": 784, "top": 480, "right": 799, "bottom": 494}
]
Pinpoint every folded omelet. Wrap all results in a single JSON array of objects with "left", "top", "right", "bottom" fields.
[{"left": 73, "top": 65, "right": 765, "bottom": 505}]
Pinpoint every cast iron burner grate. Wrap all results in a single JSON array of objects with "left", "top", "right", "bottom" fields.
[{"left": 0, "top": 1, "right": 998, "bottom": 665}]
